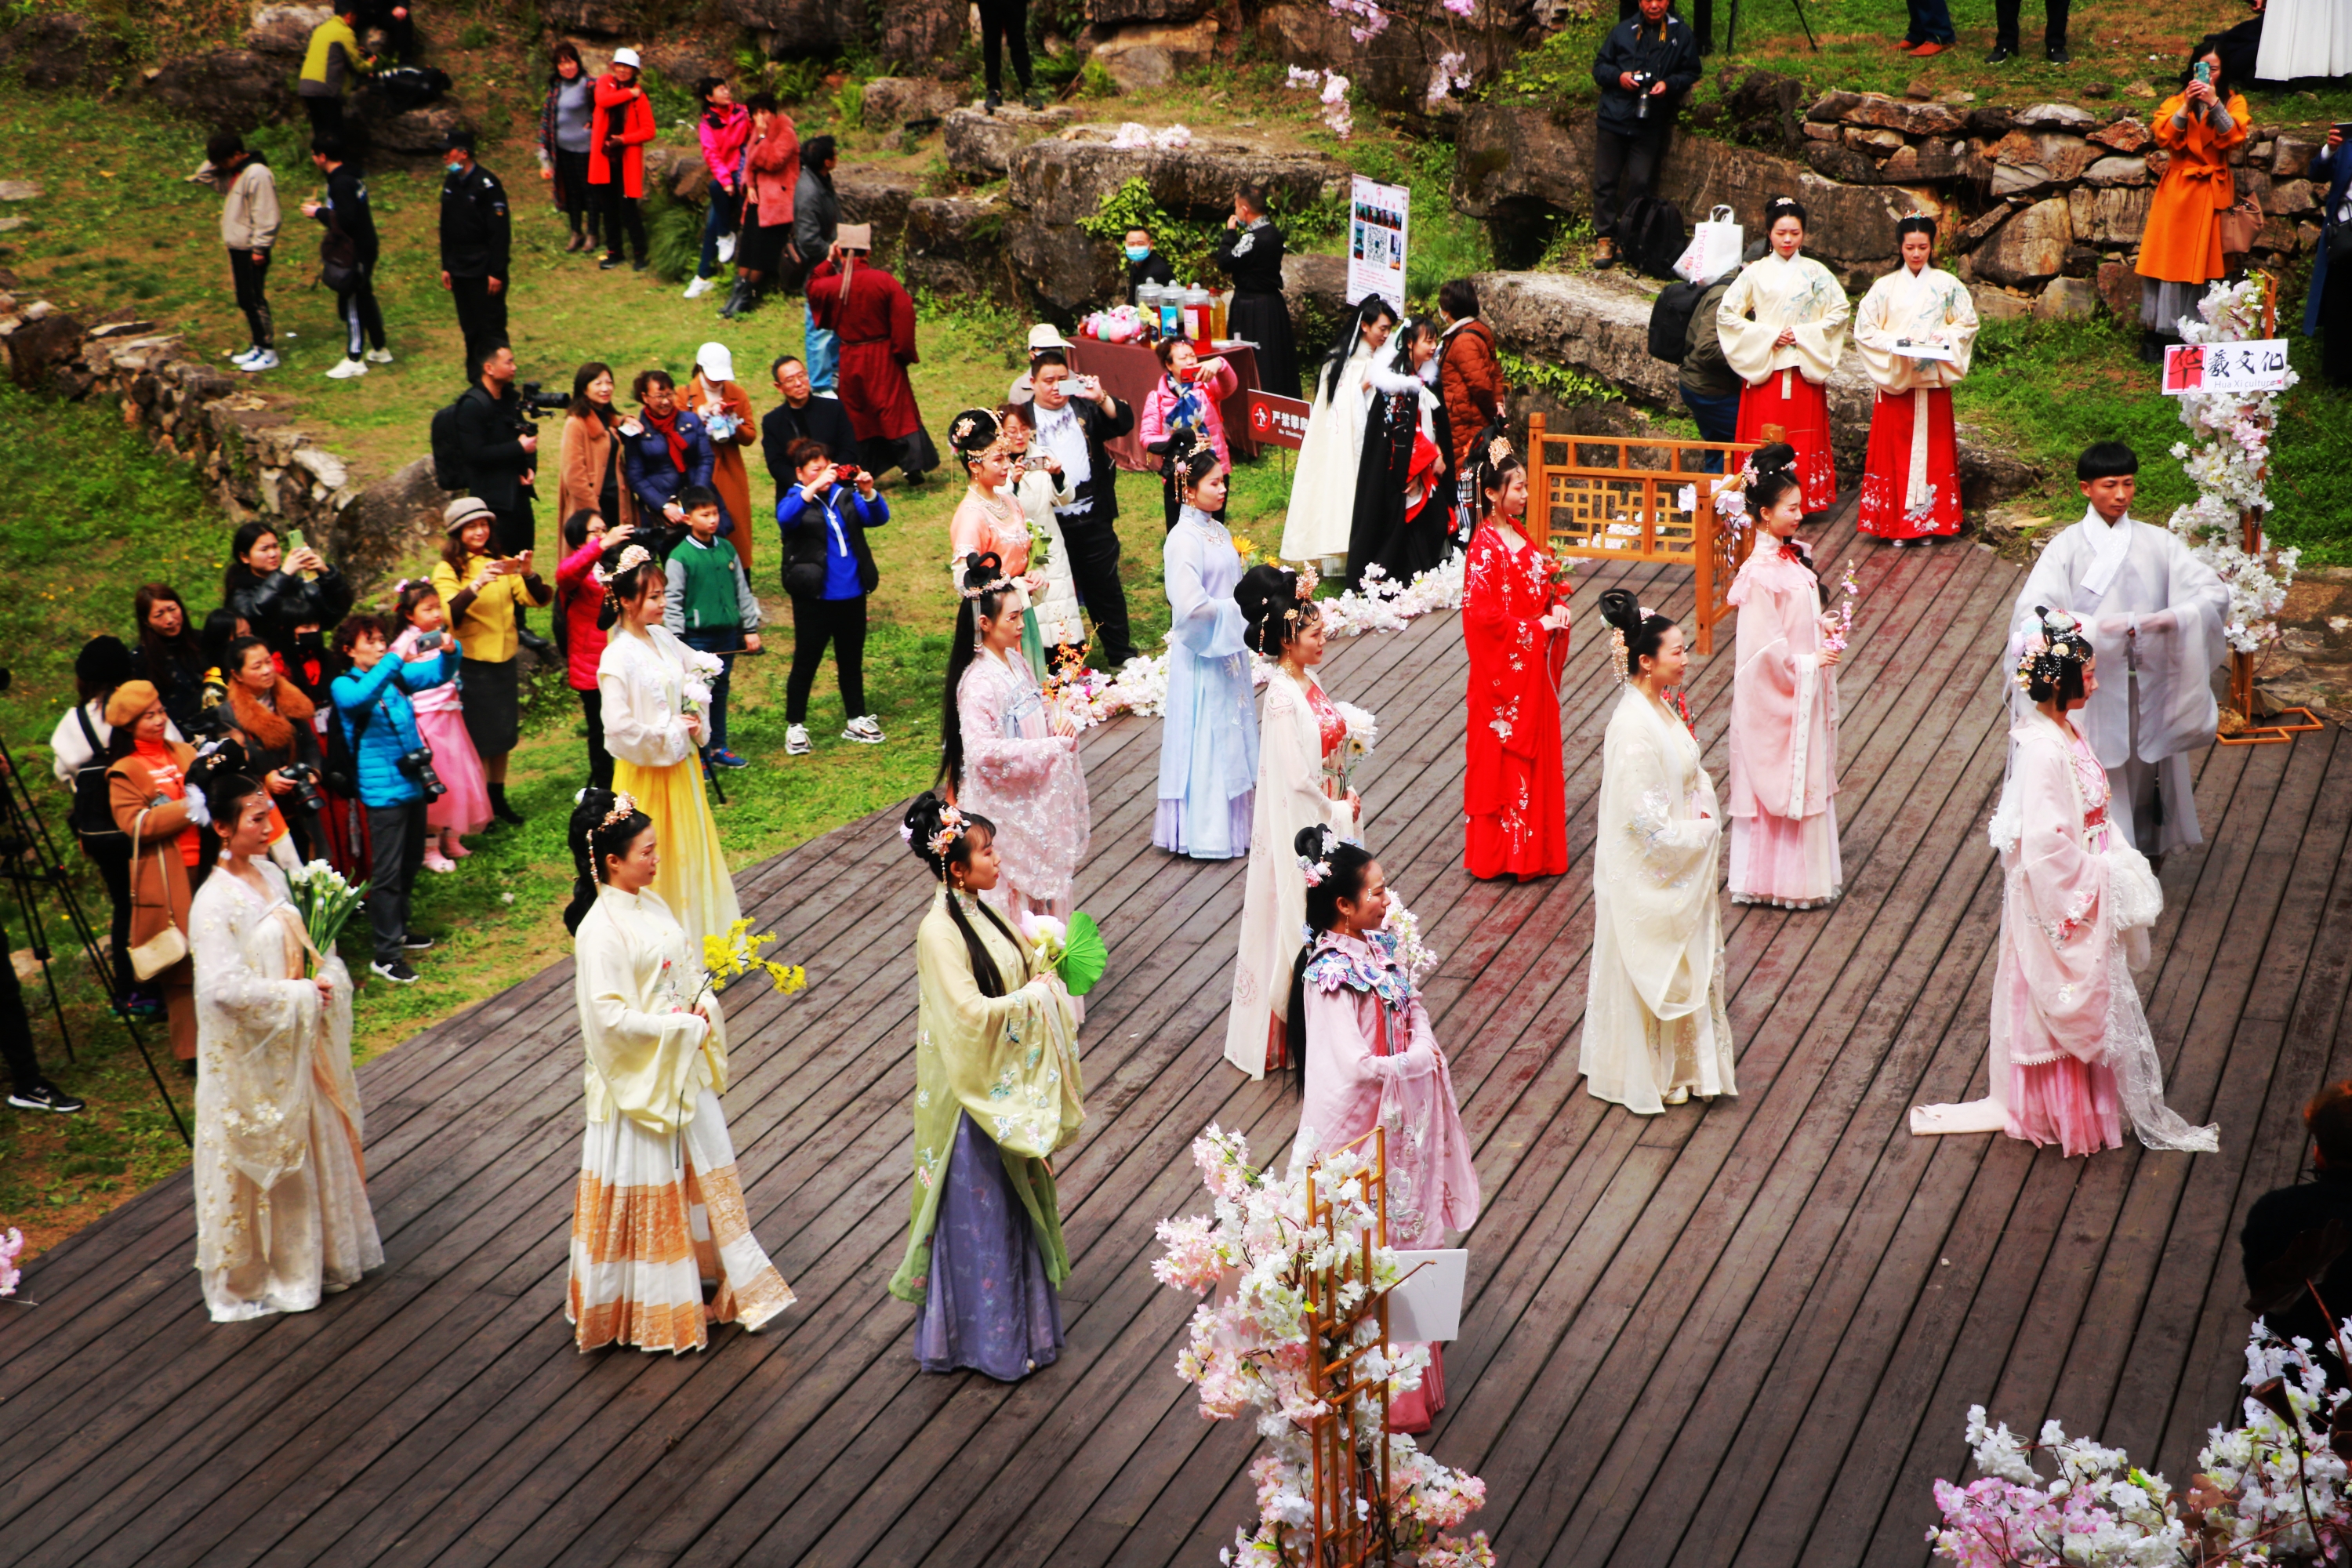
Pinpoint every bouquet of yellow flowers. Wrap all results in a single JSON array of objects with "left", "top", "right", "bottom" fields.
[{"left": 696, "top": 918, "right": 808, "bottom": 1007}]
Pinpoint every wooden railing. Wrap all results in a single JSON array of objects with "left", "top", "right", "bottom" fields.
[{"left": 1524, "top": 415, "right": 1759, "bottom": 657}]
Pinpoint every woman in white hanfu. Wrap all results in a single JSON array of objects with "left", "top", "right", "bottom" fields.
[
  {"left": 1581, "top": 590, "right": 1737, "bottom": 1115},
  {"left": 1854, "top": 215, "right": 1979, "bottom": 545},
  {"left": 1222, "top": 565, "right": 1359, "bottom": 1078},
  {"left": 563, "top": 789, "right": 797, "bottom": 1354},
  {"left": 1911, "top": 612, "right": 2216, "bottom": 1156},
  {"left": 942, "top": 550, "right": 1089, "bottom": 927},
  {"left": 191, "top": 775, "right": 382, "bottom": 1323},
  {"left": 1281, "top": 297, "right": 1400, "bottom": 568},
  {"left": 1719, "top": 196, "right": 1850, "bottom": 514}
]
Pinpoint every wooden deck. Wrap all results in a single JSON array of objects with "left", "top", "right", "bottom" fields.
[{"left": 5, "top": 503, "right": 2350, "bottom": 1568}]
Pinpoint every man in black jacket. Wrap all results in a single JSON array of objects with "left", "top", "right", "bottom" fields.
[
  {"left": 1589, "top": 0, "right": 1700, "bottom": 270},
  {"left": 762, "top": 354, "right": 860, "bottom": 494},
  {"left": 304, "top": 134, "right": 389, "bottom": 377},
  {"left": 453, "top": 342, "right": 539, "bottom": 557},
  {"left": 1020, "top": 349, "right": 1138, "bottom": 668},
  {"left": 437, "top": 130, "right": 510, "bottom": 373},
  {"left": 1211, "top": 185, "right": 1299, "bottom": 399},
  {"left": 2243, "top": 1081, "right": 2352, "bottom": 1375}
]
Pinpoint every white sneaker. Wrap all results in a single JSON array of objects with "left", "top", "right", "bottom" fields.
[
  {"left": 365, "top": 347, "right": 394, "bottom": 364},
  {"left": 843, "top": 714, "right": 884, "bottom": 745},
  {"left": 717, "top": 234, "right": 736, "bottom": 263},
  {"left": 240, "top": 349, "right": 280, "bottom": 372},
  {"left": 229, "top": 345, "right": 260, "bottom": 366},
  {"left": 786, "top": 724, "right": 811, "bottom": 756},
  {"left": 684, "top": 275, "right": 714, "bottom": 299},
  {"left": 325, "top": 357, "right": 368, "bottom": 379}
]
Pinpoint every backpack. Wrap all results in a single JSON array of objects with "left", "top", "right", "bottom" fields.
[
  {"left": 430, "top": 394, "right": 471, "bottom": 492},
  {"left": 370, "top": 65, "right": 451, "bottom": 111},
  {"left": 1617, "top": 196, "right": 1688, "bottom": 281},
  {"left": 68, "top": 708, "right": 125, "bottom": 848},
  {"left": 1647, "top": 278, "right": 1708, "bottom": 365}
]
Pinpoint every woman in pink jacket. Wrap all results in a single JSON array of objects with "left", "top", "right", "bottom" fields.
[
  {"left": 686, "top": 78, "right": 750, "bottom": 300},
  {"left": 556, "top": 507, "right": 630, "bottom": 789},
  {"left": 719, "top": 92, "right": 798, "bottom": 321},
  {"left": 1138, "top": 337, "right": 1238, "bottom": 532}
]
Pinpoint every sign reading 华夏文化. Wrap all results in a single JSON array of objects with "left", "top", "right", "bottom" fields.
[
  {"left": 1246, "top": 389, "right": 1312, "bottom": 451},
  {"left": 2161, "top": 338, "right": 2292, "bottom": 396},
  {"left": 1346, "top": 175, "right": 1409, "bottom": 313}
]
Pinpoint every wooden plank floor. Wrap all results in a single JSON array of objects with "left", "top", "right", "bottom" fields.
[{"left": 5, "top": 503, "right": 2348, "bottom": 1568}]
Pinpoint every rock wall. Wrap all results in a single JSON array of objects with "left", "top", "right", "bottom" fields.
[
  {"left": 1472, "top": 268, "right": 2044, "bottom": 510},
  {"left": 2, "top": 293, "right": 444, "bottom": 597}
]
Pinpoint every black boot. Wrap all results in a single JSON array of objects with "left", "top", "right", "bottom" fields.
[
  {"left": 717, "top": 275, "right": 754, "bottom": 319},
  {"left": 489, "top": 782, "right": 525, "bottom": 826}
]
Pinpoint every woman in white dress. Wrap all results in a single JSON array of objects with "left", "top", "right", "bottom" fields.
[
  {"left": 1581, "top": 589, "right": 1737, "bottom": 1114},
  {"left": 999, "top": 402, "right": 1086, "bottom": 660},
  {"left": 191, "top": 773, "right": 382, "bottom": 1323},
  {"left": 1718, "top": 197, "right": 1850, "bottom": 514},
  {"left": 1281, "top": 297, "right": 1401, "bottom": 569},
  {"left": 563, "top": 789, "right": 797, "bottom": 1353},
  {"left": 596, "top": 543, "right": 741, "bottom": 955},
  {"left": 1222, "top": 564, "right": 1359, "bottom": 1078},
  {"left": 942, "top": 550, "right": 1089, "bottom": 927},
  {"left": 1853, "top": 215, "right": 1978, "bottom": 544},
  {"left": 2258, "top": 1, "right": 2352, "bottom": 91}
]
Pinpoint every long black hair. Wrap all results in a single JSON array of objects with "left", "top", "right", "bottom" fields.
[
  {"left": 903, "top": 791, "right": 1023, "bottom": 998},
  {"left": 205, "top": 771, "right": 270, "bottom": 838},
  {"left": 1235, "top": 562, "right": 1317, "bottom": 658},
  {"left": 938, "top": 552, "right": 1019, "bottom": 793},
  {"left": 564, "top": 788, "right": 655, "bottom": 935},
  {"left": 1283, "top": 824, "right": 1377, "bottom": 1094},
  {"left": 1599, "top": 587, "right": 1678, "bottom": 678},
  {"left": 2183, "top": 33, "right": 2235, "bottom": 97},
  {"left": 1316, "top": 296, "right": 1401, "bottom": 405}
]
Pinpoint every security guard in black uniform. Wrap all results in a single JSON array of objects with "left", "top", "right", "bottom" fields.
[{"left": 437, "top": 129, "right": 510, "bottom": 375}]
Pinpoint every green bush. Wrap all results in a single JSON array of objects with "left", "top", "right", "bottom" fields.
[
  {"left": 1077, "top": 176, "right": 1225, "bottom": 281},
  {"left": 642, "top": 181, "right": 705, "bottom": 284},
  {"left": 1497, "top": 348, "right": 1620, "bottom": 405}
]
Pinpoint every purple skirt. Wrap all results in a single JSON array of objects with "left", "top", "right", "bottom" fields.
[{"left": 913, "top": 1112, "right": 1065, "bottom": 1381}]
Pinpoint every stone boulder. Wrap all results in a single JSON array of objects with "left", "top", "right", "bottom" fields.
[
  {"left": 1838, "top": 91, "right": 1968, "bottom": 138},
  {"left": 721, "top": 0, "right": 869, "bottom": 56},
  {"left": 1985, "top": 129, "right": 2097, "bottom": 197},
  {"left": 1971, "top": 284, "right": 2034, "bottom": 321},
  {"left": 2066, "top": 185, "right": 2151, "bottom": 247},
  {"left": 352, "top": 96, "right": 470, "bottom": 159},
  {"left": 542, "top": 0, "right": 636, "bottom": 33},
  {"left": 4, "top": 311, "right": 83, "bottom": 390},
  {"left": 2011, "top": 101, "right": 2101, "bottom": 132},
  {"left": 2089, "top": 117, "right": 2152, "bottom": 154},
  {"left": 2081, "top": 154, "right": 2151, "bottom": 187},
  {"left": 0, "top": 12, "right": 133, "bottom": 90},
  {"left": 1251, "top": 1, "right": 1506, "bottom": 113},
  {"left": 1007, "top": 217, "right": 1119, "bottom": 318},
  {"left": 1452, "top": 102, "right": 1590, "bottom": 227},
  {"left": 1093, "top": 17, "right": 1218, "bottom": 91},
  {"left": 1007, "top": 129, "right": 1348, "bottom": 229},
  {"left": 143, "top": 50, "right": 296, "bottom": 132},
  {"left": 862, "top": 77, "right": 961, "bottom": 131},
  {"left": 1092, "top": 0, "right": 1214, "bottom": 21},
  {"left": 332, "top": 457, "right": 445, "bottom": 596},
  {"left": 1283, "top": 251, "right": 1349, "bottom": 352},
  {"left": 945, "top": 104, "right": 1072, "bottom": 181},
  {"left": 1708, "top": 71, "right": 1806, "bottom": 155},
  {"left": 838, "top": 163, "right": 922, "bottom": 264},
  {"left": 2034, "top": 276, "right": 2100, "bottom": 319},
  {"left": 904, "top": 194, "right": 1015, "bottom": 303},
  {"left": 880, "top": 0, "right": 966, "bottom": 64},
  {"left": 244, "top": 4, "right": 328, "bottom": 56},
  {"left": 1973, "top": 195, "right": 2071, "bottom": 285}
]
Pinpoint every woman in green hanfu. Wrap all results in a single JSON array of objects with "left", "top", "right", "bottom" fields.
[{"left": 890, "top": 790, "right": 1086, "bottom": 1381}]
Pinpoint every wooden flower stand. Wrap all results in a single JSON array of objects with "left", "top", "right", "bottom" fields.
[{"left": 1304, "top": 1127, "right": 1395, "bottom": 1566}]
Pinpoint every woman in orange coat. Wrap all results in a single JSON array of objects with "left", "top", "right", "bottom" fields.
[
  {"left": 105, "top": 682, "right": 203, "bottom": 1062},
  {"left": 688, "top": 342, "right": 760, "bottom": 569},
  {"left": 2136, "top": 38, "right": 2248, "bottom": 361},
  {"left": 590, "top": 48, "right": 658, "bottom": 271}
]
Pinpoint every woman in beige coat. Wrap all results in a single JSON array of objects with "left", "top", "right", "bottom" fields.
[
  {"left": 558, "top": 361, "right": 639, "bottom": 532},
  {"left": 105, "top": 681, "right": 205, "bottom": 1062}
]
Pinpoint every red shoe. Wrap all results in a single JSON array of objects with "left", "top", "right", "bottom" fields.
[
  {"left": 1908, "top": 39, "right": 1947, "bottom": 54},
  {"left": 1893, "top": 35, "right": 1920, "bottom": 49}
]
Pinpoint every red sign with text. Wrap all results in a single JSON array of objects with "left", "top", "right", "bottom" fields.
[{"left": 1245, "top": 389, "right": 1312, "bottom": 451}]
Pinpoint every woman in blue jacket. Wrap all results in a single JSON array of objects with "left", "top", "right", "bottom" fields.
[
  {"left": 775, "top": 435, "right": 889, "bottom": 757},
  {"left": 329, "top": 613, "right": 459, "bottom": 985},
  {"left": 2308, "top": 126, "right": 2352, "bottom": 388},
  {"left": 621, "top": 368, "right": 720, "bottom": 531}
]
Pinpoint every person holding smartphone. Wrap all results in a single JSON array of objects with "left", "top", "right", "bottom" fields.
[
  {"left": 430, "top": 498, "right": 553, "bottom": 826},
  {"left": 2136, "top": 38, "right": 2250, "bottom": 365},
  {"left": 2307, "top": 122, "right": 2352, "bottom": 387},
  {"left": 1018, "top": 346, "right": 1138, "bottom": 669}
]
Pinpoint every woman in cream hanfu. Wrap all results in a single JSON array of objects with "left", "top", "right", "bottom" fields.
[
  {"left": 562, "top": 790, "right": 796, "bottom": 1353},
  {"left": 1581, "top": 590, "right": 1737, "bottom": 1115},
  {"left": 1910, "top": 612, "right": 2216, "bottom": 1157},
  {"left": 1000, "top": 401, "right": 1087, "bottom": 665},
  {"left": 942, "top": 550, "right": 1088, "bottom": 927},
  {"left": 1222, "top": 565, "right": 1359, "bottom": 1078},
  {"left": 891, "top": 792, "right": 1086, "bottom": 1382},
  {"left": 192, "top": 775, "right": 381, "bottom": 1323},
  {"left": 1290, "top": 826, "right": 1479, "bottom": 1434},
  {"left": 1719, "top": 196, "right": 1850, "bottom": 514},
  {"left": 946, "top": 407, "right": 1051, "bottom": 680},
  {"left": 1854, "top": 215, "right": 1978, "bottom": 544},
  {"left": 596, "top": 541, "right": 741, "bottom": 955},
  {"left": 1282, "top": 296, "right": 1401, "bottom": 570},
  {"left": 1726, "top": 463, "right": 1842, "bottom": 909}
]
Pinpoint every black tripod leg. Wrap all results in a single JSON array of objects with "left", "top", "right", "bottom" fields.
[{"left": 1788, "top": 0, "right": 1818, "bottom": 49}]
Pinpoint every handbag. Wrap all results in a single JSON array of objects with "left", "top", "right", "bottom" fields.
[
  {"left": 2217, "top": 196, "right": 2262, "bottom": 256},
  {"left": 126, "top": 808, "right": 190, "bottom": 981},
  {"left": 2330, "top": 196, "right": 2352, "bottom": 264},
  {"left": 1672, "top": 204, "right": 1743, "bottom": 285}
]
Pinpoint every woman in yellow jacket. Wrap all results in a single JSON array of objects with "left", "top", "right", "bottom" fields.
[{"left": 431, "top": 497, "right": 554, "bottom": 824}]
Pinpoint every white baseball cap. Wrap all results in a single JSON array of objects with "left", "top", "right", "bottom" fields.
[
  {"left": 1025, "top": 322, "right": 1074, "bottom": 354},
  {"left": 612, "top": 46, "right": 642, "bottom": 67},
  {"left": 695, "top": 341, "right": 735, "bottom": 384}
]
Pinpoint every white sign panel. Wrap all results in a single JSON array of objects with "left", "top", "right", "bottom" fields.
[
  {"left": 1387, "top": 1249, "right": 1468, "bottom": 1342},
  {"left": 1347, "top": 175, "right": 1410, "bottom": 313},
  {"left": 2162, "top": 338, "right": 2292, "bottom": 396}
]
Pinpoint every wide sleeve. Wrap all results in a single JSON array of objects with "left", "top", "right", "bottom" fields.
[
  {"left": 1614, "top": 730, "right": 1720, "bottom": 884},
  {"left": 1715, "top": 264, "right": 1779, "bottom": 385},
  {"left": 597, "top": 641, "right": 692, "bottom": 767},
  {"left": 2131, "top": 534, "right": 2230, "bottom": 763},
  {"left": 1851, "top": 274, "right": 1906, "bottom": 386},
  {"left": 960, "top": 662, "right": 1075, "bottom": 793},
  {"left": 889, "top": 278, "right": 920, "bottom": 365},
  {"left": 2006, "top": 737, "right": 2112, "bottom": 1062},
  {"left": 190, "top": 882, "right": 323, "bottom": 1193},
  {"left": 575, "top": 914, "right": 713, "bottom": 1135},
  {"left": 1728, "top": 567, "right": 1810, "bottom": 818},
  {"left": 1302, "top": 983, "right": 1435, "bottom": 1104},
  {"left": 1164, "top": 528, "right": 1247, "bottom": 658},
  {"left": 1938, "top": 275, "right": 1980, "bottom": 380},
  {"left": 946, "top": 495, "right": 988, "bottom": 578},
  {"left": 1789, "top": 261, "right": 1850, "bottom": 383},
  {"left": 917, "top": 912, "right": 1083, "bottom": 1161},
  {"left": 1264, "top": 678, "right": 1356, "bottom": 837},
  {"left": 193, "top": 888, "right": 313, "bottom": 1030}
]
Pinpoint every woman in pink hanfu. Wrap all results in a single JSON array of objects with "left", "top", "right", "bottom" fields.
[
  {"left": 1726, "top": 463, "right": 1842, "bottom": 909},
  {"left": 1910, "top": 609, "right": 2215, "bottom": 1157},
  {"left": 1290, "top": 826, "right": 1480, "bottom": 1435}
]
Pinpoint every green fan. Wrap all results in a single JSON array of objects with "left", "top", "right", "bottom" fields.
[{"left": 1058, "top": 912, "right": 1109, "bottom": 996}]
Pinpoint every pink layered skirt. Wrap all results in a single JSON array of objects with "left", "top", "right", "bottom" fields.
[
  {"left": 416, "top": 707, "right": 492, "bottom": 835},
  {"left": 1729, "top": 802, "right": 1842, "bottom": 909},
  {"left": 2007, "top": 1057, "right": 2123, "bottom": 1158}
]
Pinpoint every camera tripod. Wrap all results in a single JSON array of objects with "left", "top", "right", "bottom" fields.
[
  {"left": 1722, "top": 0, "right": 1818, "bottom": 55},
  {"left": 0, "top": 710, "right": 189, "bottom": 1143}
]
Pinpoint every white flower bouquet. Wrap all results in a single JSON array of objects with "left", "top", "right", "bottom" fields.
[
  {"left": 681, "top": 647, "right": 725, "bottom": 717},
  {"left": 285, "top": 859, "right": 367, "bottom": 978}
]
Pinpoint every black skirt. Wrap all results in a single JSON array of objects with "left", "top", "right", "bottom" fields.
[
  {"left": 739, "top": 215, "right": 793, "bottom": 275},
  {"left": 459, "top": 656, "right": 521, "bottom": 760},
  {"left": 1228, "top": 289, "right": 1300, "bottom": 401}
]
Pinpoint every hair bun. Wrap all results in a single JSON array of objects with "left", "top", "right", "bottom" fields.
[
  {"left": 1292, "top": 823, "right": 1334, "bottom": 861},
  {"left": 1234, "top": 562, "right": 1306, "bottom": 655},
  {"left": 1598, "top": 587, "right": 1643, "bottom": 635}
]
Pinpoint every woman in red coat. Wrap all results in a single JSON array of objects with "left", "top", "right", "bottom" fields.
[
  {"left": 589, "top": 48, "right": 657, "bottom": 270},
  {"left": 1462, "top": 437, "right": 1571, "bottom": 880},
  {"left": 806, "top": 227, "right": 941, "bottom": 481}
]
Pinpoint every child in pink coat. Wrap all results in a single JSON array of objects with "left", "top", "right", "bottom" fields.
[{"left": 389, "top": 580, "right": 492, "bottom": 871}]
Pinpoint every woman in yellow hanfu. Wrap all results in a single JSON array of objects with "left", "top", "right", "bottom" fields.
[
  {"left": 594, "top": 541, "right": 742, "bottom": 956},
  {"left": 563, "top": 789, "right": 795, "bottom": 1354},
  {"left": 890, "top": 789, "right": 1085, "bottom": 1381}
]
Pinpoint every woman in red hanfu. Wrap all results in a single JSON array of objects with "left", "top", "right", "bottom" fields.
[
  {"left": 1854, "top": 214, "right": 1978, "bottom": 546},
  {"left": 1461, "top": 437, "right": 1571, "bottom": 880},
  {"left": 1718, "top": 196, "right": 1849, "bottom": 515}
]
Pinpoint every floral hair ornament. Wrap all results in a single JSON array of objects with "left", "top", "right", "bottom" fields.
[
  {"left": 2013, "top": 604, "right": 2094, "bottom": 693},
  {"left": 600, "top": 792, "right": 641, "bottom": 830},
  {"left": 1486, "top": 434, "right": 1515, "bottom": 469},
  {"left": 925, "top": 801, "right": 971, "bottom": 865},
  {"left": 1296, "top": 825, "right": 1335, "bottom": 887},
  {"left": 613, "top": 543, "right": 653, "bottom": 576}
]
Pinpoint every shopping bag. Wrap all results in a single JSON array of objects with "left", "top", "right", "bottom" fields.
[{"left": 1672, "top": 205, "right": 1743, "bottom": 284}]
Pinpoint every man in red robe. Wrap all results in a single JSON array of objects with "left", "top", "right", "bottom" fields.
[{"left": 805, "top": 223, "right": 940, "bottom": 482}]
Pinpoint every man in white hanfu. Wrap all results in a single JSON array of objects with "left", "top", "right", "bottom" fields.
[{"left": 2005, "top": 441, "right": 2229, "bottom": 861}]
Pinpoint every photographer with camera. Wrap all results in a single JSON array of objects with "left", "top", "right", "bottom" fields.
[
  {"left": 220, "top": 634, "right": 327, "bottom": 863},
  {"left": 432, "top": 498, "right": 551, "bottom": 827},
  {"left": 332, "top": 613, "right": 459, "bottom": 985},
  {"left": 776, "top": 437, "right": 888, "bottom": 757},
  {"left": 1589, "top": 0, "right": 1700, "bottom": 271}
]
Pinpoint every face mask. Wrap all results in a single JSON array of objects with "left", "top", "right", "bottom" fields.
[
  {"left": 445, "top": 161, "right": 465, "bottom": 177},
  {"left": 1123, "top": 246, "right": 1150, "bottom": 263}
]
